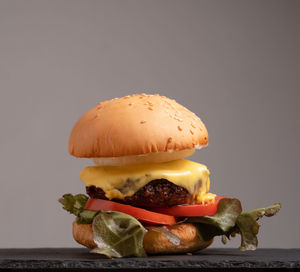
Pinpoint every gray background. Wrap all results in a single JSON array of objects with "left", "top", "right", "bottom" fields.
[{"left": 0, "top": 0, "right": 299, "bottom": 248}]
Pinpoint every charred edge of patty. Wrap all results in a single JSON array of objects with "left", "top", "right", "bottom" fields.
[{"left": 86, "top": 179, "right": 192, "bottom": 208}]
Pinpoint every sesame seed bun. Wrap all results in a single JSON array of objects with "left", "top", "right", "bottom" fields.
[
  {"left": 72, "top": 221, "right": 213, "bottom": 254},
  {"left": 69, "top": 94, "right": 208, "bottom": 158}
]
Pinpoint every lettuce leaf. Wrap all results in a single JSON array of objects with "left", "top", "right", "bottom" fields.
[
  {"left": 187, "top": 198, "right": 242, "bottom": 241},
  {"left": 187, "top": 198, "right": 242, "bottom": 232},
  {"left": 91, "top": 211, "right": 147, "bottom": 258},
  {"left": 236, "top": 203, "right": 281, "bottom": 251},
  {"left": 58, "top": 194, "right": 281, "bottom": 254},
  {"left": 59, "top": 193, "right": 96, "bottom": 224},
  {"left": 188, "top": 199, "right": 281, "bottom": 251},
  {"left": 58, "top": 194, "right": 88, "bottom": 216},
  {"left": 76, "top": 210, "right": 97, "bottom": 224},
  {"left": 59, "top": 194, "right": 147, "bottom": 257}
]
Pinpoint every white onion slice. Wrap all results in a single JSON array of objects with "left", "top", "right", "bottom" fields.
[{"left": 92, "top": 149, "right": 195, "bottom": 166}]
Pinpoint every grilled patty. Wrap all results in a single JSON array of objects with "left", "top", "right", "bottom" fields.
[{"left": 86, "top": 179, "right": 191, "bottom": 208}]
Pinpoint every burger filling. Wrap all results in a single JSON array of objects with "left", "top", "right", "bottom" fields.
[
  {"left": 86, "top": 179, "right": 191, "bottom": 208},
  {"left": 59, "top": 158, "right": 280, "bottom": 257},
  {"left": 80, "top": 159, "right": 216, "bottom": 205}
]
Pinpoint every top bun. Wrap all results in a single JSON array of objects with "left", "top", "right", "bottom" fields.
[{"left": 69, "top": 94, "right": 208, "bottom": 158}]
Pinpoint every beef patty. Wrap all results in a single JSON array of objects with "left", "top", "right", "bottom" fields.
[{"left": 86, "top": 179, "right": 191, "bottom": 208}]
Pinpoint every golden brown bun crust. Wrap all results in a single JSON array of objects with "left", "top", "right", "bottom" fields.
[
  {"left": 144, "top": 223, "right": 213, "bottom": 254},
  {"left": 69, "top": 94, "right": 208, "bottom": 158},
  {"left": 72, "top": 221, "right": 213, "bottom": 254},
  {"left": 72, "top": 221, "right": 96, "bottom": 249}
]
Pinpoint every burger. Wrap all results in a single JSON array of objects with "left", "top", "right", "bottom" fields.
[{"left": 59, "top": 93, "right": 280, "bottom": 257}]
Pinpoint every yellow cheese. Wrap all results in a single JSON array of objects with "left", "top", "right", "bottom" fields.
[{"left": 80, "top": 159, "right": 215, "bottom": 203}]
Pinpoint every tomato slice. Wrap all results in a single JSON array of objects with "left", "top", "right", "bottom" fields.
[
  {"left": 151, "top": 196, "right": 226, "bottom": 217},
  {"left": 85, "top": 198, "right": 176, "bottom": 225}
]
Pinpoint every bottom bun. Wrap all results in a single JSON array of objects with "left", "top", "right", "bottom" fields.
[{"left": 72, "top": 221, "right": 213, "bottom": 254}]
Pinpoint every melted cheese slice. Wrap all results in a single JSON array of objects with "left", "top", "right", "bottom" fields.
[{"left": 80, "top": 159, "right": 215, "bottom": 203}]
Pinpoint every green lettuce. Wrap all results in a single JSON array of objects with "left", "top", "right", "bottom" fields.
[
  {"left": 91, "top": 211, "right": 147, "bottom": 258},
  {"left": 187, "top": 198, "right": 281, "bottom": 251},
  {"left": 187, "top": 198, "right": 242, "bottom": 241},
  {"left": 58, "top": 194, "right": 147, "bottom": 257},
  {"left": 76, "top": 210, "right": 98, "bottom": 224},
  {"left": 58, "top": 194, "right": 96, "bottom": 224},
  {"left": 236, "top": 203, "right": 281, "bottom": 251},
  {"left": 58, "top": 194, "right": 88, "bottom": 216},
  {"left": 58, "top": 194, "right": 281, "bottom": 256}
]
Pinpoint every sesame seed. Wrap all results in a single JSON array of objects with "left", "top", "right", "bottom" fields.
[
  {"left": 140, "top": 120, "right": 146, "bottom": 124},
  {"left": 190, "top": 130, "right": 194, "bottom": 135},
  {"left": 178, "top": 126, "right": 182, "bottom": 131},
  {"left": 148, "top": 107, "right": 153, "bottom": 110},
  {"left": 128, "top": 103, "right": 132, "bottom": 106}
]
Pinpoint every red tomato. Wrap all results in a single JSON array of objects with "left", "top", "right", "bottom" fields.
[
  {"left": 85, "top": 198, "right": 176, "bottom": 225},
  {"left": 151, "top": 196, "right": 226, "bottom": 217}
]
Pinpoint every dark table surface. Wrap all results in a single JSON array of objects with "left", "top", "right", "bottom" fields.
[{"left": 0, "top": 248, "right": 299, "bottom": 271}]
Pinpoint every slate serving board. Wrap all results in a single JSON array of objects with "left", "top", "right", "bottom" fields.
[{"left": 0, "top": 248, "right": 299, "bottom": 271}]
